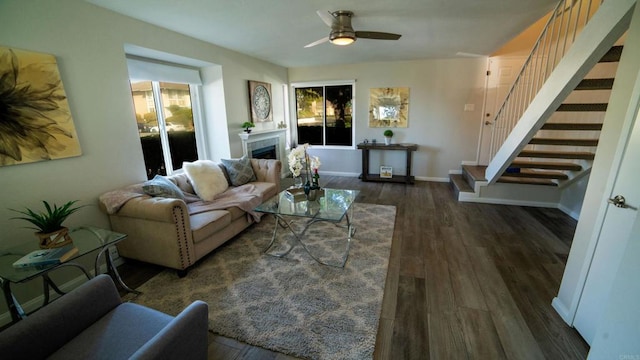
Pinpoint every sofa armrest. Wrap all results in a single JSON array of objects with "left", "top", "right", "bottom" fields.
[
  {"left": 251, "top": 159, "right": 281, "bottom": 188},
  {"left": 130, "top": 300, "right": 209, "bottom": 360},
  {"left": 115, "top": 196, "right": 188, "bottom": 223},
  {"left": 0, "top": 275, "right": 121, "bottom": 359}
]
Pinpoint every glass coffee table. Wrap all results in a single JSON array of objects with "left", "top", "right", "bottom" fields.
[
  {"left": 255, "top": 188, "right": 359, "bottom": 268},
  {"left": 0, "top": 226, "right": 139, "bottom": 324}
]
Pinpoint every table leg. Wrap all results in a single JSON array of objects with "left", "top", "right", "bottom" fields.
[
  {"left": 1, "top": 278, "right": 25, "bottom": 323},
  {"left": 263, "top": 212, "right": 353, "bottom": 268},
  {"left": 95, "top": 247, "right": 141, "bottom": 295}
]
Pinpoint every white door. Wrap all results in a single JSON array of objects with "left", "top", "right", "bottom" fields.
[
  {"left": 478, "top": 56, "right": 527, "bottom": 165},
  {"left": 573, "top": 88, "right": 640, "bottom": 345}
]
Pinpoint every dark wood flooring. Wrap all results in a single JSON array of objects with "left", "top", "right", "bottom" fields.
[{"left": 118, "top": 176, "right": 589, "bottom": 359}]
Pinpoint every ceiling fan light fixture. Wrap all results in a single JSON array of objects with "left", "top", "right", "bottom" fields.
[{"left": 330, "top": 31, "right": 356, "bottom": 46}]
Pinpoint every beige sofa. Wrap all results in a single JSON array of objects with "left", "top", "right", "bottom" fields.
[{"left": 100, "top": 159, "right": 281, "bottom": 276}]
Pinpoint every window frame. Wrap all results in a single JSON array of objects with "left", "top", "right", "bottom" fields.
[{"left": 291, "top": 80, "right": 356, "bottom": 149}]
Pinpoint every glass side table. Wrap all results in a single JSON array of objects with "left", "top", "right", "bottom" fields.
[{"left": 0, "top": 226, "right": 139, "bottom": 324}]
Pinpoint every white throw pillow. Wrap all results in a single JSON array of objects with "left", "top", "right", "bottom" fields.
[{"left": 182, "top": 160, "right": 229, "bottom": 201}]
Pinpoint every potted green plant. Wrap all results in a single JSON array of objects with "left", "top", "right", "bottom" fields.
[
  {"left": 10, "top": 200, "right": 84, "bottom": 248},
  {"left": 383, "top": 129, "right": 394, "bottom": 145},
  {"left": 241, "top": 121, "right": 256, "bottom": 133}
]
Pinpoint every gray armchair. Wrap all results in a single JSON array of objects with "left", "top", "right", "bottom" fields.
[{"left": 0, "top": 275, "right": 208, "bottom": 359}]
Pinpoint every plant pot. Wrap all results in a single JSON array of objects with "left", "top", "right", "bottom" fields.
[
  {"left": 36, "top": 227, "right": 73, "bottom": 249},
  {"left": 384, "top": 136, "right": 392, "bottom": 145}
]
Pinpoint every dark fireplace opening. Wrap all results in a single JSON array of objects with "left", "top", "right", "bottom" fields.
[{"left": 251, "top": 145, "right": 277, "bottom": 159}]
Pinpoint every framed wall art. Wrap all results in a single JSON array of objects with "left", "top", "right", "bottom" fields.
[
  {"left": 369, "top": 87, "right": 409, "bottom": 128},
  {"left": 0, "top": 46, "right": 81, "bottom": 167},
  {"left": 248, "top": 80, "right": 273, "bottom": 123}
]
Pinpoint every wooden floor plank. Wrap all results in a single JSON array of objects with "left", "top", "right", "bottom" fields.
[
  {"left": 391, "top": 276, "right": 429, "bottom": 359},
  {"left": 457, "top": 307, "right": 507, "bottom": 360},
  {"left": 117, "top": 177, "right": 588, "bottom": 360}
]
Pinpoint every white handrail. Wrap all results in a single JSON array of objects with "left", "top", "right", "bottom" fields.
[{"left": 489, "top": 0, "right": 603, "bottom": 160}]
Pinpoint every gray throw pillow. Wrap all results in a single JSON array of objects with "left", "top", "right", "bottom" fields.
[
  {"left": 142, "top": 175, "right": 185, "bottom": 200},
  {"left": 220, "top": 156, "right": 257, "bottom": 186}
]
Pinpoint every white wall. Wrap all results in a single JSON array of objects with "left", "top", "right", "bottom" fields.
[
  {"left": 554, "top": 1, "right": 640, "bottom": 325},
  {"left": 288, "top": 58, "right": 486, "bottom": 181},
  {"left": 0, "top": 0, "right": 287, "bottom": 316}
]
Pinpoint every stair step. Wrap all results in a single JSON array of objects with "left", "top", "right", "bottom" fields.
[
  {"left": 502, "top": 169, "right": 569, "bottom": 180},
  {"left": 599, "top": 45, "right": 623, "bottom": 63},
  {"left": 510, "top": 161, "right": 582, "bottom": 171},
  {"left": 498, "top": 177, "right": 558, "bottom": 186},
  {"left": 575, "top": 78, "right": 615, "bottom": 90},
  {"left": 518, "top": 150, "right": 595, "bottom": 160},
  {"left": 529, "top": 138, "right": 599, "bottom": 146},
  {"left": 462, "top": 165, "right": 487, "bottom": 182},
  {"left": 541, "top": 123, "right": 603, "bottom": 131},
  {"left": 556, "top": 103, "right": 608, "bottom": 112},
  {"left": 450, "top": 174, "right": 473, "bottom": 196}
]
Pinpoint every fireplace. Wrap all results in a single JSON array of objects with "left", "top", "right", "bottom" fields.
[
  {"left": 239, "top": 129, "right": 286, "bottom": 177},
  {"left": 251, "top": 144, "right": 277, "bottom": 159}
]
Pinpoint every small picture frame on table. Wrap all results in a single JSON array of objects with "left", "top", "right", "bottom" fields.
[{"left": 380, "top": 166, "right": 393, "bottom": 179}]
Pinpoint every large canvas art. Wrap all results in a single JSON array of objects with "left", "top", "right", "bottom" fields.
[
  {"left": 0, "top": 46, "right": 81, "bottom": 167},
  {"left": 369, "top": 87, "right": 409, "bottom": 128}
]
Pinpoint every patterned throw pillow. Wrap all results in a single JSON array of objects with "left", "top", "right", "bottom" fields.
[
  {"left": 220, "top": 156, "right": 257, "bottom": 186},
  {"left": 142, "top": 175, "right": 185, "bottom": 200}
]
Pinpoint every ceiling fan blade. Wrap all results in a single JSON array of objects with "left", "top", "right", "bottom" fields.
[
  {"left": 316, "top": 10, "right": 335, "bottom": 27},
  {"left": 355, "top": 31, "right": 402, "bottom": 40},
  {"left": 304, "top": 36, "right": 330, "bottom": 48}
]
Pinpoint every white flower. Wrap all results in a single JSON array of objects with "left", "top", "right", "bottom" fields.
[{"left": 287, "top": 143, "right": 320, "bottom": 178}]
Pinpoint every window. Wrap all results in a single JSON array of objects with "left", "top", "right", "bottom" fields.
[
  {"left": 127, "top": 57, "right": 203, "bottom": 179},
  {"left": 293, "top": 81, "right": 354, "bottom": 147}
]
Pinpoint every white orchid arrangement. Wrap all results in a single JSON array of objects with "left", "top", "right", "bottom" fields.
[{"left": 288, "top": 143, "right": 321, "bottom": 185}]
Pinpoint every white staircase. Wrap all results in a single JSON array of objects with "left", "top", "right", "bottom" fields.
[{"left": 451, "top": 0, "right": 636, "bottom": 206}]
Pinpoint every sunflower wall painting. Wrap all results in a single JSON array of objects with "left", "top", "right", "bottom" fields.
[
  {"left": 368, "top": 87, "right": 409, "bottom": 128},
  {"left": 0, "top": 46, "right": 81, "bottom": 167}
]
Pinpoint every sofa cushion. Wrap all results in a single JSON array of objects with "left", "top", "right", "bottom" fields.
[
  {"left": 142, "top": 175, "right": 185, "bottom": 201},
  {"left": 183, "top": 160, "right": 229, "bottom": 201},
  {"left": 48, "top": 303, "right": 173, "bottom": 360},
  {"left": 220, "top": 155, "right": 257, "bottom": 186},
  {"left": 190, "top": 210, "right": 232, "bottom": 243}
]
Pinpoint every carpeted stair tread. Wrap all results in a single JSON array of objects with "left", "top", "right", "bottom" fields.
[
  {"left": 541, "top": 123, "right": 603, "bottom": 131},
  {"left": 501, "top": 169, "right": 568, "bottom": 180},
  {"left": 599, "top": 45, "right": 623, "bottom": 63},
  {"left": 518, "top": 150, "right": 595, "bottom": 159},
  {"left": 574, "top": 78, "right": 615, "bottom": 90},
  {"left": 529, "top": 138, "right": 599, "bottom": 146},
  {"left": 556, "top": 103, "right": 608, "bottom": 112},
  {"left": 510, "top": 161, "right": 582, "bottom": 171},
  {"left": 498, "top": 176, "right": 558, "bottom": 186}
]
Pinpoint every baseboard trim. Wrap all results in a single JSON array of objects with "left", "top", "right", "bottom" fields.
[
  {"left": 461, "top": 160, "right": 478, "bottom": 166},
  {"left": 557, "top": 204, "right": 580, "bottom": 220},
  {"left": 458, "top": 196, "right": 558, "bottom": 208},
  {"left": 448, "top": 169, "right": 463, "bottom": 175},
  {"left": 552, "top": 297, "right": 574, "bottom": 325},
  {"left": 415, "top": 176, "right": 449, "bottom": 183}
]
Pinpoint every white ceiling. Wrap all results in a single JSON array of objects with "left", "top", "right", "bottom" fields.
[{"left": 87, "top": 0, "right": 557, "bottom": 68}]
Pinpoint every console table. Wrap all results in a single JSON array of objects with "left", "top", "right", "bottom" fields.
[{"left": 357, "top": 143, "right": 418, "bottom": 184}]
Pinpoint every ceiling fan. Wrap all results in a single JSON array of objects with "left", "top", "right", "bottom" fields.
[{"left": 304, "top": 10, "right": 402, "bottom": 48}]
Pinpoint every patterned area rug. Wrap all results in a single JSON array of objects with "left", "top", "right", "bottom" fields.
[{"left": 124, "top": 203, "right": 396, "bottom": 360}]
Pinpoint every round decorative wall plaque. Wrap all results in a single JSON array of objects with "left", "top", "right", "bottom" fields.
[{"left": 253, "top": 84, "right": 271, "bottom": 120}]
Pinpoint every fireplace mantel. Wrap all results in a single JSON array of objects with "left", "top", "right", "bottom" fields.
[{"left": 239, "top": 129, "right": 287, "bottom": 177}]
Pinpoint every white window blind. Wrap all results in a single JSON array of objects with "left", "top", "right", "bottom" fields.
[{"left": 126, "top": 56, "right": 202, "bottom": 85}]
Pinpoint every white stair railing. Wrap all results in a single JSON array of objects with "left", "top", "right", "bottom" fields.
[{"left": 489, "top": 0, "right": 602, "bottom": 160}]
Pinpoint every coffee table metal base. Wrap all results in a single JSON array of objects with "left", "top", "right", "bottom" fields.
[{"left": 263, "top": 214, "right": 355, "bottom": 268}]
